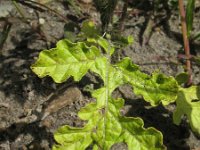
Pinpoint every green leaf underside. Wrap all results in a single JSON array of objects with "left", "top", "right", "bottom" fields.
[
  {"left": 173, "top": 86, "right": 200, "bottom": 134},
  {"left": 53, "top": 98, "right": 165, "bottom": 150}
]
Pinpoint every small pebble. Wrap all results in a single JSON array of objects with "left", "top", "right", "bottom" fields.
[{"left": 39, "top": 18, "right": 45, "bottom": 25}]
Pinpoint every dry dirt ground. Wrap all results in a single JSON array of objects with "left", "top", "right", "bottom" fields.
[{"left": 0, "top": 0, "right": 200, "bottom": 149}]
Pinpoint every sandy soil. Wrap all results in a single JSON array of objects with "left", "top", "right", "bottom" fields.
[{"left": 0, "top": 0, "right": 200, "bottom": 149}]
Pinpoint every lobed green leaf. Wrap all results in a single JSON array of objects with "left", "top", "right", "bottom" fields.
[
  {"left": 31, "top": 39, "right": 101, "bottom": 83},
  {"left": 173, "top": 86, "right": 200, "bottom": 135},
  {"left": 54, "top": 97, "right": 165, "bottom": 150},
  {"left": 53, "top": 125, "right": 93, "bottom": 150},
  {"left": 80, "top": 20, "right": 100, "bottom": 39},
  {"left": 175, "top": 72, "right": 189, "bottom": 85},
  {"left": 116, "top": 57, "right": 179, "bottom": 106}
]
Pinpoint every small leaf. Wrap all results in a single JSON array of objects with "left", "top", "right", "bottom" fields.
[
  {"left": 173, "top": 86, "right": 200, "bottom": 135},
  {"left": 175, "top": 72, "right": 189, "bottom": 85},
  {"left": 81, "top": 20, "right": 100, "bottom": 38},
  {"left": 127, "top": 35, "right": 134, "bottom": 44},
  {"left": 112, "top": 33, "right": 134, "bottom": 47},
  {"left": 97, "top": 37, "right": 115, "bottom": 55},
  {"left": 31, "top": 39, "right": 101, "bottom": 83},
  {"left": 116, "top": 57, "right": 179, "bottom": 106}
]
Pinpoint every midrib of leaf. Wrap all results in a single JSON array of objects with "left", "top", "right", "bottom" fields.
[{"left": 103, "top": 50, "right": 112, "bottom": 148}]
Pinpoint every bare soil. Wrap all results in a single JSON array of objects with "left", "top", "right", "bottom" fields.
[{"left": 0, "top": 0, "right": 200, "bottom": 149}]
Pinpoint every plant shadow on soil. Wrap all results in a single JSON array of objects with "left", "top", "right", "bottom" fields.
[
  {"left": 0, "top": 122, "right": 54, "bottom": 149},
  {"left": 0, "top": 30, "right": 68, "bottom": 149},
  {"left": 0, "top": 29, "right": 60, "bottom": 105}
]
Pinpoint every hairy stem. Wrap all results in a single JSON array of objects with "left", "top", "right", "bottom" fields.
[{"left": 178, "top": 0, "right": 192, "bottom": 86}]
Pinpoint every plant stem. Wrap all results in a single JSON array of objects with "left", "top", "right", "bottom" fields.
[
  {"left": 103, "top": 41, "right": 111, "bottom": 148},
  {"left": 178, "top": 0, "right": 192, "bottom": 86}
]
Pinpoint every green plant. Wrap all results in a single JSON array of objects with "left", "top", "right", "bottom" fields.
[{"left": 31, "top": 21, "right": 200, "bottom": 150}]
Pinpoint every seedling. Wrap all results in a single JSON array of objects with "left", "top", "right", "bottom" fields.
[{"left": 31, "top": 21, "right": 200, "bottom": 150}]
